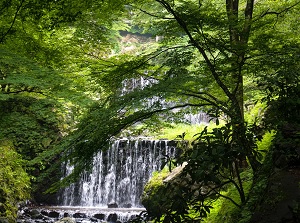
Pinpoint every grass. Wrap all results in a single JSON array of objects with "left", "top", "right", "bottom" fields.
[
  {"left": 151, "top": 122, "right": 223, "bottom": 141},
  {"left": 204, "top": 169, "right": 254, "bottom": 223}
]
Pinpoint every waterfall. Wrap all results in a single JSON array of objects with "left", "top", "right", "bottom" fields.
[{"left": 59, "top": 138, "right": 178, "bottom": 208}]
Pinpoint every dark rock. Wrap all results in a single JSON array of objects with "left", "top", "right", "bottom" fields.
[
  {"left": 48, "top": 211, "right": 60, "bottom": 218},
  {"left": 32, "top": 214, "right": 43, "bottom": 219},
  {"left": 26, "top": 209, "right": 40, "bottom": 216},
  {"left": 63, "top": 213, "right": 70, "bottom": 218},
  {"left": 107, "top": 203, "right": 118, "bottom": 208},
  {"left": 93, "top": 214, "right": 105, "bottom": 220},
  {"left": 107, "top": 213, "right": 118, "bottom": 222},
  {"left": 129, "top": 215, "right": 139, "bottom": 221},
  {"left": 73, "top": 213, "right": 87, "bottom": 218},
  {"left": 41, "top": 210, "right": 49, "bottom": 216},
  {"left": 89, "top": 217, "right": 98, "bottom": 222}
]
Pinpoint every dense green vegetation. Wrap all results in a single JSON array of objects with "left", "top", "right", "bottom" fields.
[
  {"left": 0, "top": 141, "right": 30, "bottom": 222},
  {"left": 0, "top": 0, "right": 299, "bottom": 222}
]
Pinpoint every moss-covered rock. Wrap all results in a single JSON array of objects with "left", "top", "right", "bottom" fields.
[{"left": 141, "top": 163, "right": 188, "bottom": 218}]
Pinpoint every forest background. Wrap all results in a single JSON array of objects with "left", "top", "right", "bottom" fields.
[{"left": 0, "top": 0, "right": 299, "bottom": 222}]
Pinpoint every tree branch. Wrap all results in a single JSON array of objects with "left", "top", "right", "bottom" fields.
[
  {"left": 155, "top": 0, "right": 235, "bottom": 104},
  {"left": 0, "top": 0, "right": 25, "bottom": 43},
  {"left": 174, "top": 89, "right": 230, "bottom": 115},
  {"left": 2, "top": 87, "right": 47, "bottom": 96},
  {"left": 215, "top": 191, "right": 241, "bottom": 208},
  {"left": 254, "top": 1, "right": 300, "bottom": 22},
  {"left": 135, "top": 6, "right": 175, "bottom": 20}
]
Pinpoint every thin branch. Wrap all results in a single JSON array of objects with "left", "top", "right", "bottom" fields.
[
  {"left": 254, "top": 1, "right": 300, "bottom": 22},
  {"left": 135, "top": 6, "right": 175, "bottom": 20},
  {"left": 182, "top": 89, "right": 227, "bottom": 107},
  {"left": 155, "top": 0, "right": 235, "bottom": 104},
  {"left": 2, "top": 88, "right": 47, "bottom": 96},
  {"left": 174, "top": 90, "right": 230, "bottom": 115},
  {"left": 215, "top": 191, "right": 241, "bottom": 208},
  {"left": 0, "top": 0, "right": 25, "bottom": 43},
  {"left": 106, "top": 44, "right": 193, "bottom": 78},
  {"left": 195, "top": 25, "right": 215, "bottom": 63}
]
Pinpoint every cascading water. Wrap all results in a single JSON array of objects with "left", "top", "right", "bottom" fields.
[{"left": 59, "top": 138, "right": 178, "bottom": 208}]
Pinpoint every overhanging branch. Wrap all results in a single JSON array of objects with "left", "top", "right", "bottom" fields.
[
  {"left": 254, "top": 1, "right": 300, "bottom": 22},
  {"left": 155, "top": 0, "right": 235, "bottom": 104}
]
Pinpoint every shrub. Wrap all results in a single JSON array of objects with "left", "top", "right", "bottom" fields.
[{"left": 0, "top": 141, "right": 31, "bottom": 222}]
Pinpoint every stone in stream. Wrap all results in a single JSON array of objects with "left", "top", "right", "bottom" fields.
[
  {"left": 93, "top": 213, "right": 105, "bottom": 220},
  {"left": 107, "top": 202, "right": 118, "bottom": 208},
  {"left": 63, "top": 213, "right": 70, "bottom": 217},
  {"left": 89, "top": 217, "right": 98, "bottom": 222},
  {"left": 107, "top": 213, "right": 118, "bottom": 222},
  {"left": 41, "top": 210, "right": 49, "bottom": 216},
  {"left": 24, "top": 208, "right": 40, "bottom": 217},
  {"left": 73, "top": 213, "right": 87, "bottom": 218},
  {"left": 48, "top": 211, "right": 60, "bottom": 218}
]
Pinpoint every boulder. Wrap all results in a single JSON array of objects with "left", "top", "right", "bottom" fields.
[
  {"left": 141, "top": 163, "right": 190, "bottom": 218},
  {"left": 25, "top": 208, "right": 40, "bottom": 217},
  {"left": 107, "top": 203, "right": 118, "bottom": 208},
  {"left": 48, "top": 211, "right": 60, "bottom": 218},
  {"left": 107, "top": 213, "right": 118, "bottom": 222},
  {"left": 63, "top": 213, "right": 70, "bottom": 218},
  {"left": 93, "top": 214, "right": 105, "bottom": 220}
]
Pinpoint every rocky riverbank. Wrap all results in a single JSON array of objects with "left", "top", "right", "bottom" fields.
[{"left": 17, "top": 206, "right": 145, "bottom": 223}]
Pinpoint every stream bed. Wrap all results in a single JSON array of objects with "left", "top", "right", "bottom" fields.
[{"left": 17, "top": 206, "right": 145, "bottom": 223}]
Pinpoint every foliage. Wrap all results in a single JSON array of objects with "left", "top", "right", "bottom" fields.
[
  {"left": 204, "top": 131, "right": 275, "bottom": 223},
  {"left": 260, "top": 46, "right": 300, "bottom": 167},
  {"left": 0, "top": 0, "right": 299, "bottom": 222},
  {"left": 140, "top": 123, "right": 258, "bottom": 222},
  {"left": 0, "top": 0, "right": 126, "bottom": 200},
  {"left": 138, "top": 123, "right": 274, "bottom": 222},
  {"left": 0, "top": 141, "right": 31, "bottom": 222},
  {"left": 63, "top": 0, "right": 300, "bottom": 172},
  {"left": 203, "top": 170, "right": 253, "bottom": 223},
  {"left": 38, "top": 1, "right": 300, "bottom": 221}
]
